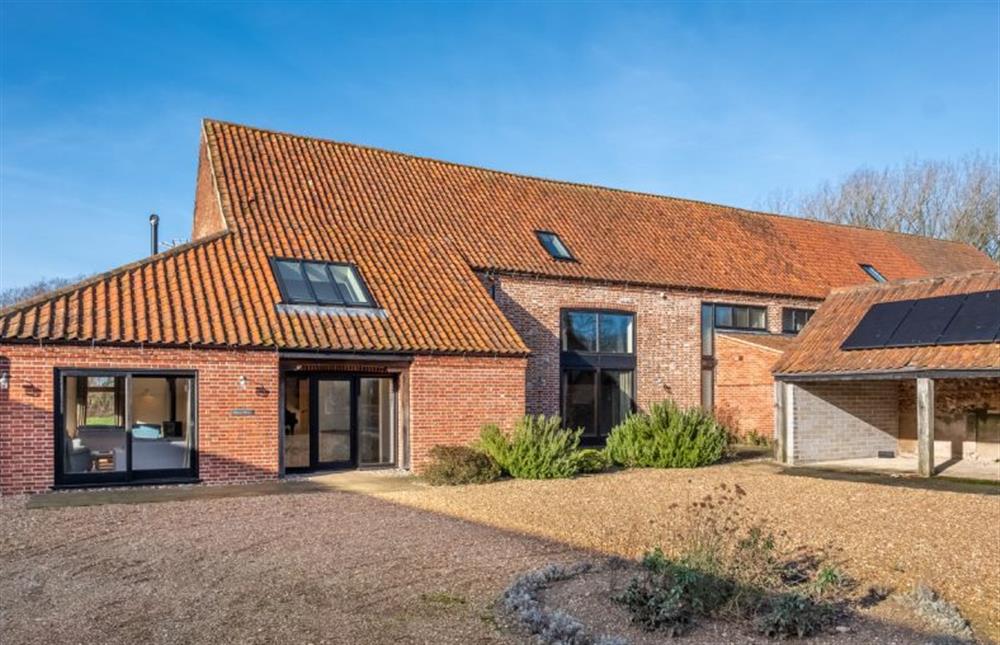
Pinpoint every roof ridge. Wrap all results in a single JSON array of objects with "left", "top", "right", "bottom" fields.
[
  {"left": 0, "top": 231, "right": 228, "bottom": 318},
  {"left": 201, "top": 118, "right": 978, "bottom": 247},
  {"left": 827, "top": 268, "right": 1000, "bottom": 296}
]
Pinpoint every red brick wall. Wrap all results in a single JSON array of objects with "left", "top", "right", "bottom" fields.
[
  {"left": 408, "top": 354, "right": 527, "bottom": 471},
  {"left": 0, "top": 343, "right": 279, "bottom": 495},
  {"left": 714, "top": 336, "right": 782, "bottom": 438},
  {"left": 488, "top": 273, "right": 814, "bottom": 417},
  {"left": 191, "top": 138, "right": 227, "bottom": 240}
]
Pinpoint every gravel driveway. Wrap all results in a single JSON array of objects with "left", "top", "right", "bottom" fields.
[
  {"left": 0, "top": 489, "right": 579, "bottom": 645},
  {"left": 2, "top": 463, "right": 997, "bottom": 644}
]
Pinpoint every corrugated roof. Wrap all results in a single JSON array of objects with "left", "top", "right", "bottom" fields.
[{"left": 773, "top": 270, "right": 1000, "bottom": 376}]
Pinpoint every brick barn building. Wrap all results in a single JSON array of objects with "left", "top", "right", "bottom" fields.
[{"left": 0, "top": 120, "right": 994, "bottom": 494}]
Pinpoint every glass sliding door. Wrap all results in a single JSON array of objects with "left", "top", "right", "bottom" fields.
[
  {"left": 316, "top": 379, "right": 352, "bottom": 466},
  {"left": 57, "top": 371, "right": 197, "bottom": 487},
  {"left": 283, "top": 373, "right": 397, "bottom": 472}
]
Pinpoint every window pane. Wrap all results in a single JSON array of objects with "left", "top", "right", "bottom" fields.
[
  {"left": 303, "top": 263, "right": 343, "bottom": 305},
  {"left": 701, "top": 368, "right": 714, "bottom": 410},
  {"left": 782, "top": 309, "right": 794, "bottom": 332},
  {"left": 328, "top": 265, "right": 371, "bottom": 305},
  {"left": 563, "top": 369, "right": 596, "bottom": 436},
  {"left": 275, "top": 260, "right": 313, "bottom": 303},
  {"left": 749, "top": 307, "right": 766, "bottom": 330},
  {"left": 734, "top": 307, "right": 750, "bottom": 329},
  {"left": 715, "top": 306, "right": 733, "bottom": 328},
  {"left": 538, "top": 232, "right": 572, "bottom": 259},
  {"left": 62, "top": 375, "right": 126, "bottom": 474},
  {"left": 701, "top": 304, "right": 714, "bottom": 356},
  {"left": 131, "top": 376, "right": 194, "bottom": 471},
  {"left": 284, "top": 376, "right": 310, "bottom": 469},
  {"left": 598, "top": 370, "right": 633, "bottom": 436},
  {"left": 359, "top": 378, "right": 394, "bottom": 465},
  {"left": 317, "top": 380, "right": 351, "bottom": 462},
  {"left": 562, "top": 311, "right": 597, "bottom": 351},
  {"left": 861, "top": 264, "right": 886, "bottom": 282},
  {"left": 598, "top": 313, "right": 634, "bottom": 353}
]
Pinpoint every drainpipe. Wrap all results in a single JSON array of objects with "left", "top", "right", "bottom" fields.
[{"left": 149, "top": 213, "right": 160, "bottom": 255}]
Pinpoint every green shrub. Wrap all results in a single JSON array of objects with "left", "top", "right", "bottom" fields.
[
  {"left": 617, "top": 549, "right": 733, "bottom": 635},
  {"left": 605, "top": 401, "right": 730, "bottom": 468},
  {"left": 743, "top": 429, "right": 774, "bottom": 447},
  {"left": 572, "top": 448, "right": 609, "bottom": 474},
  {"left": 478, "top": 416, "right": 582, "bottom": 479},
  {"left": 422, "top": 445, "right": 501, "bottom": 485},
  {"left": 752, "top": 592, "right": 834, "bottom": 638}
]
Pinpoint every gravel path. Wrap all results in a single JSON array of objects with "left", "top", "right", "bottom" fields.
[
  {"left": 375, "top": 462, "right": 1000, "bottom": 642},
  {"left": 0, "top": 489, "right": 578, "bottom": 645}
]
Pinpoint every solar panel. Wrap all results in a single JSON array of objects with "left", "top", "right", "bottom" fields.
[
  {"left": 841, "top": 299, "right": 913, "bottom": 350},
  {"left": 888, "top": 294, "right": 964, "bottom": 346},
  {"left": 842, "top": 289, "right": 1000, "bottom": 351},
  {"left": 937, "top": 290, "right": 1000, "bottom": 345}
]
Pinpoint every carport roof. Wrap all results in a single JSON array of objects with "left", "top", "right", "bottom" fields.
[{"left": 773, "top": 270, "right": 1000, "bottom": 379}]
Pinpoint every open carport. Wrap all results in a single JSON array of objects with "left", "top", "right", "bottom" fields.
[{"left": 773, "top": 270, "right": 1000, "bottom": 479}]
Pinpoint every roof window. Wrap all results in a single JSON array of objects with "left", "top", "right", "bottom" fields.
[
  {"left": 860, "top": 264, "right": 887, "bottom": 282},
  {"left": 271, "top": 258, "right": 376, "bottom": 307},
  {"left": 536, "top": 231, "right": 575, "bottom": 261}
]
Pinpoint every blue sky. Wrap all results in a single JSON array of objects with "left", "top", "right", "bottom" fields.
[{"left": 2, "top": 2, "right": 997, "bottom": 290}]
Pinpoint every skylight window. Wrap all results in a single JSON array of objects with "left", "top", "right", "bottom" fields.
[
  {"left": 860, "top": 264, "right": 887, "bottom": 282},
  {"left": 536, "top": 231, "right": 575, "bottom": 261},
  {"left": 271, "top": 258, "right": 376, "bottom": 307}
]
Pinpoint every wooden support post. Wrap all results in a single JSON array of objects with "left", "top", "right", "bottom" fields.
[
  {"left": 917, "top": 377, "right": 935, "bottom": 477},
  {"left": 783, "top": 382, "right": 795, "bottom": 465}
]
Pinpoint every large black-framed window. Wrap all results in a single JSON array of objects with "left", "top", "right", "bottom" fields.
[
  {"left": 700, "top": 302, "right": 768, "bottom": 410},
  {"left": 270, "top": 258, "right": 377, "bottom": 308},
  {"left": 712, "top": 304, "right": 767, "bottom": 331},
  {"left": 560, "top": 309, "right": 635, "bottom": 441},
  {"left": 782, "top": 308, "right": 815, "bottom": 333},
  {"left": 55, "top": 369, "right": 198, "bottom": 488}
]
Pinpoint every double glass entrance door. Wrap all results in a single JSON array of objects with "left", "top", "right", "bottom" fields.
[{"left": 284, "top": 374, "right": 395, "bottom": 471}]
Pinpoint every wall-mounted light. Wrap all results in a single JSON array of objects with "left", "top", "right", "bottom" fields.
[
  {"left": 237, "top": 375, "right": 248, "bottom": 391},
  {"left": 0, "top": 371, "right": 8, "bottom": 390}
]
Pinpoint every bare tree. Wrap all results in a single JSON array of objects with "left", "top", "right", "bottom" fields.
[
  {"left": 761, "top": 153, "right": 1000, "bottom": 260},
  {"left": 0, "top": 276, "right": 85, "bottom": 309}
]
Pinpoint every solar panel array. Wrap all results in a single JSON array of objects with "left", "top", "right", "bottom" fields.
[{"left": 841, "top": 289, "right": 1000, "bottom": 351}]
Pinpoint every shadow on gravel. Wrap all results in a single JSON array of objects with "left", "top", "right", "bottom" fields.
[{"left": 776, "top": 465, "right": 999, "bottom": 496}]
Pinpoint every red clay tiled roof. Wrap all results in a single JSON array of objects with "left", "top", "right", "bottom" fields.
[
  {"left": 0, "top": 119, "right": 995, "bottom": 353},
  {"left": 0, "top": 226, "right": 530, "bottom": 355},
  {"left": 717, "top": 332, "right": 795, "bottom": 353},
  {"left": 202, "top": 120, "right": 993, "bottom": 300},
  {"left": 773, "top": 270, "right": 1000, "bottom": 376}
]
